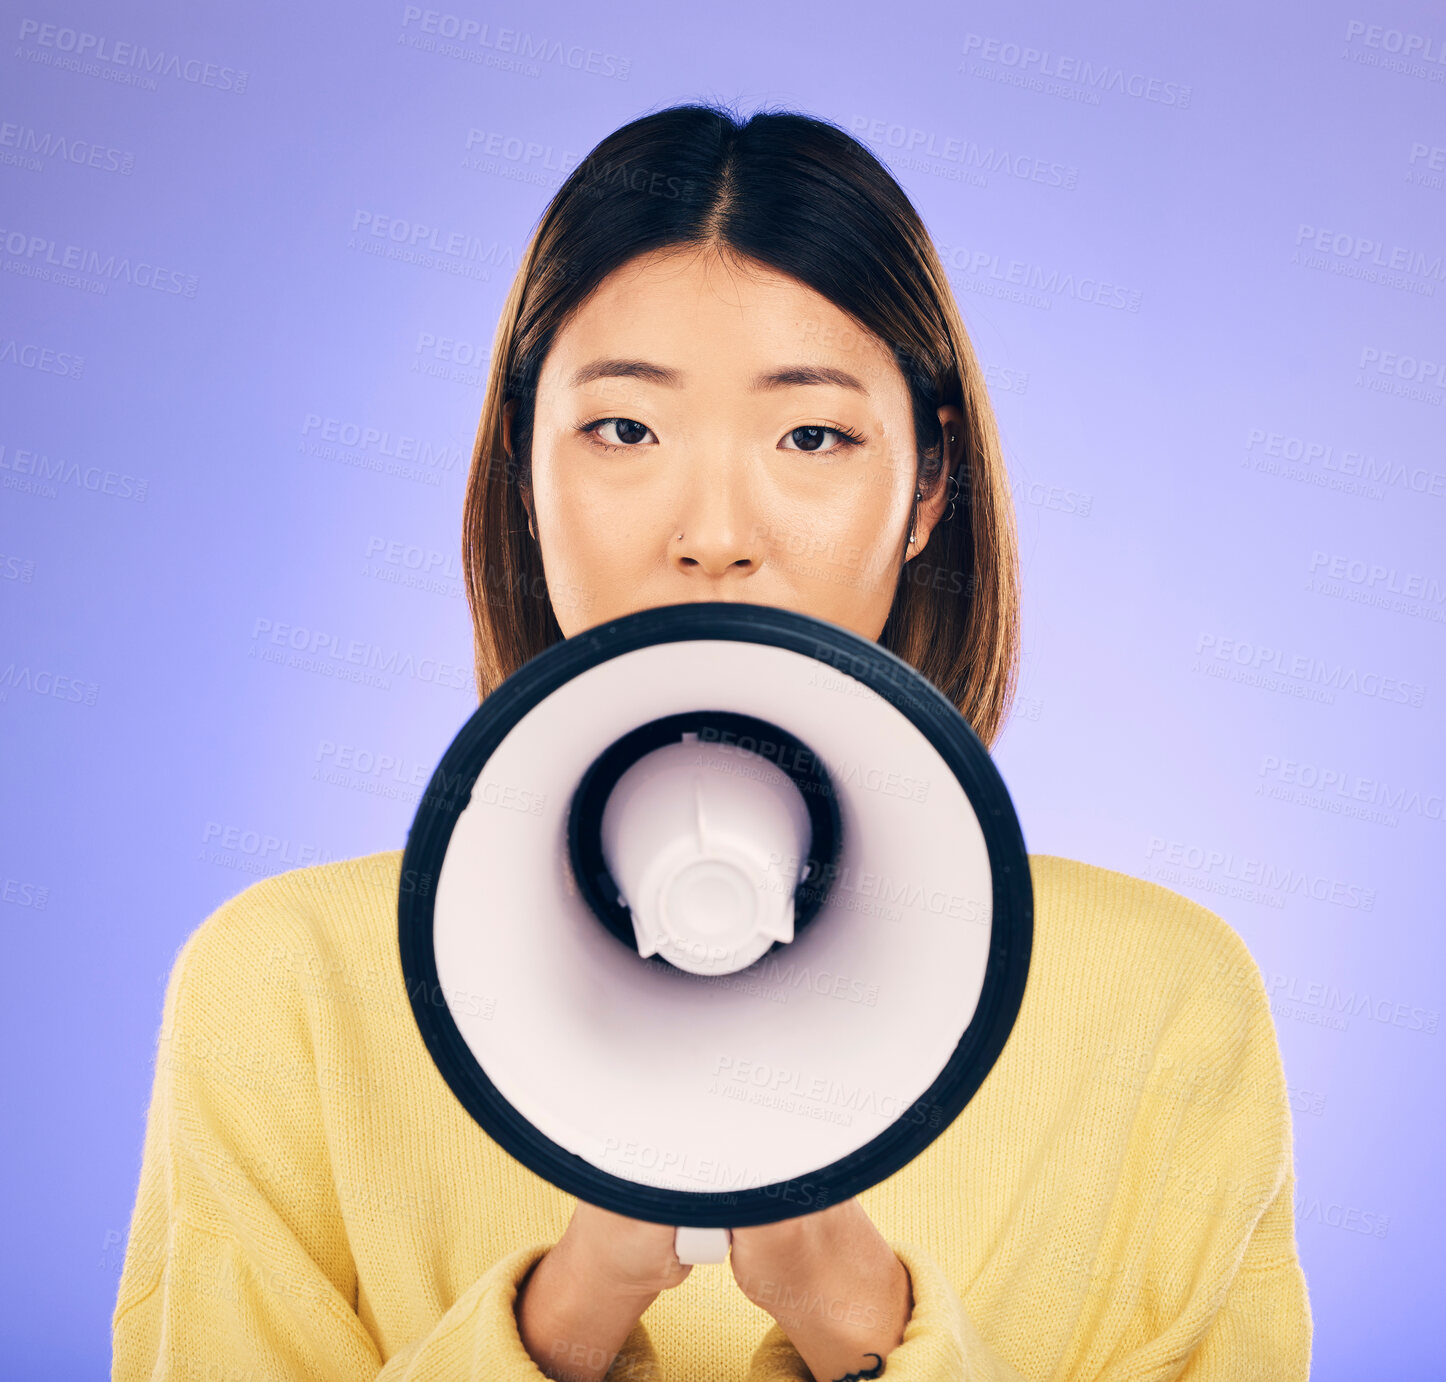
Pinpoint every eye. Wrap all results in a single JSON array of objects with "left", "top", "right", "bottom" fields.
[
  {"left": 780, "top": 425, "right": 865, "bottom": 454},
  {"left": 579, "top": 417, "right": 656, "bottom": 451}
]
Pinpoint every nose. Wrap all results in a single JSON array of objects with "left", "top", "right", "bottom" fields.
[{"left": 671, "top": 469, "right": 763, "bottom": 580}]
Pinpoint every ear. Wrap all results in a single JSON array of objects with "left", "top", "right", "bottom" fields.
[{"left": 904, "top": 404, "right": 964, "bottom": 562}]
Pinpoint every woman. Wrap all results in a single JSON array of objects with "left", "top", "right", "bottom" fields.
[{"left": 112, "top": 102, "right": 1312, "bottom": 1382}]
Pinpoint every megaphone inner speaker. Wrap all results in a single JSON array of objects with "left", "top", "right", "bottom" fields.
[{"left": 568, "top": 709, "right": 843, "bottom": 976}]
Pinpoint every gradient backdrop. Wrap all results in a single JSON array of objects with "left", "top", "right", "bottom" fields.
[{"left": 2, "top": 1, "right": 1443, "bottom": 1375}]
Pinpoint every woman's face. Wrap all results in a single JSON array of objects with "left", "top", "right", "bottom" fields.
[{"left": 517, "top": 245, "right": 961, "bottom": 641}]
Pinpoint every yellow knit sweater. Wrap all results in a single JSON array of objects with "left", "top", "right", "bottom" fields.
[{"left": 112, "top": 849, "right": 1311, "bottom": 1381}]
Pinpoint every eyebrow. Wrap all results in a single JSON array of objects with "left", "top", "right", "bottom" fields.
[{"left": 567, "top": 358, "right": 868, "bottom": 394}]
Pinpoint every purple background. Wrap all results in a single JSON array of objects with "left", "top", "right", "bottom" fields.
[{"left": 3, "top": 1, "right": 1443, "bottom": 1375}]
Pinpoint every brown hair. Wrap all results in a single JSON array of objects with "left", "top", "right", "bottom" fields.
[{"left": 462, "top": 101, "right": 1020, "bottom": 747}]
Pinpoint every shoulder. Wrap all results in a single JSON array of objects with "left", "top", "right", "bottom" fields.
[
  {"left": 1028, "top": 851, "right": 1263, "bottom": 976},
  {"left": 166, "top": 848, "right": 409, "bottom": 1016},
  {"left": 1024, "top": 852, "right": 1274, "bottom": 1044},
  {"left": 1022, "top": 854, "right": 1293, "bottom": 1169}
]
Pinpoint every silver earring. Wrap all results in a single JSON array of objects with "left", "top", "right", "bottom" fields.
[
  {"left": 908, "top": 487, "right": 922, "bottom": 545},
  {"left": 941, "top": 472, "right": 960, "bottom": 523}
]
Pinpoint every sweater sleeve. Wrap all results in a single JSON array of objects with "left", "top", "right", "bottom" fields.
[
  {"left": 111, "top": 895, "right": 661, "bottom": 1382},
  {"left": 747, "top": 1212, "right": 1310, "bottom": 1382},
  {"left": 743, "top": 1240, "right": 1031, "bottom": 1382},
  {"left": 1171, "top": 1166, "right": 1311, "bottom": 1380},
  {"left": 744, "top": 932, "right": 1312, "bottom": 1382}
]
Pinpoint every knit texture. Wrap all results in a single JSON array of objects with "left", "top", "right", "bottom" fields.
[{"left": 112, "top": 850, "right": 1311, "bottom": 1380}]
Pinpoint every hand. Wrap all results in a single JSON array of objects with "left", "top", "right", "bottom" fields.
[
  {"left": 516, "top": 1201, "right": 693, "bottom": 1382},
  {"left": 729, "top": 1199, "right": 912, "bottom": 1382},
  {"left": 561, "top": 1200, "right": 696, "bottom": 1298}
]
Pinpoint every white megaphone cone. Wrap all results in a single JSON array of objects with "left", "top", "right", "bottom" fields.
[{"left": 399, "top": 603, "right": 1032, "bottom": 1277}]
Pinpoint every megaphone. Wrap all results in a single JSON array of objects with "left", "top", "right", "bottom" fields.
[{"left": 399, "top": 601, "right": 1031, "bottom": 1265}]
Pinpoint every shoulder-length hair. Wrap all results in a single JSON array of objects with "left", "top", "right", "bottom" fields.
[{"left": 462, "top": 101, "right": 1020, "bottom": 748}]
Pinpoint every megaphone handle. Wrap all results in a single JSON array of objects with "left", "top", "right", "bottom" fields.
[{"left": 674, "top": 1226, "right": 732, "bottom": 1264}]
